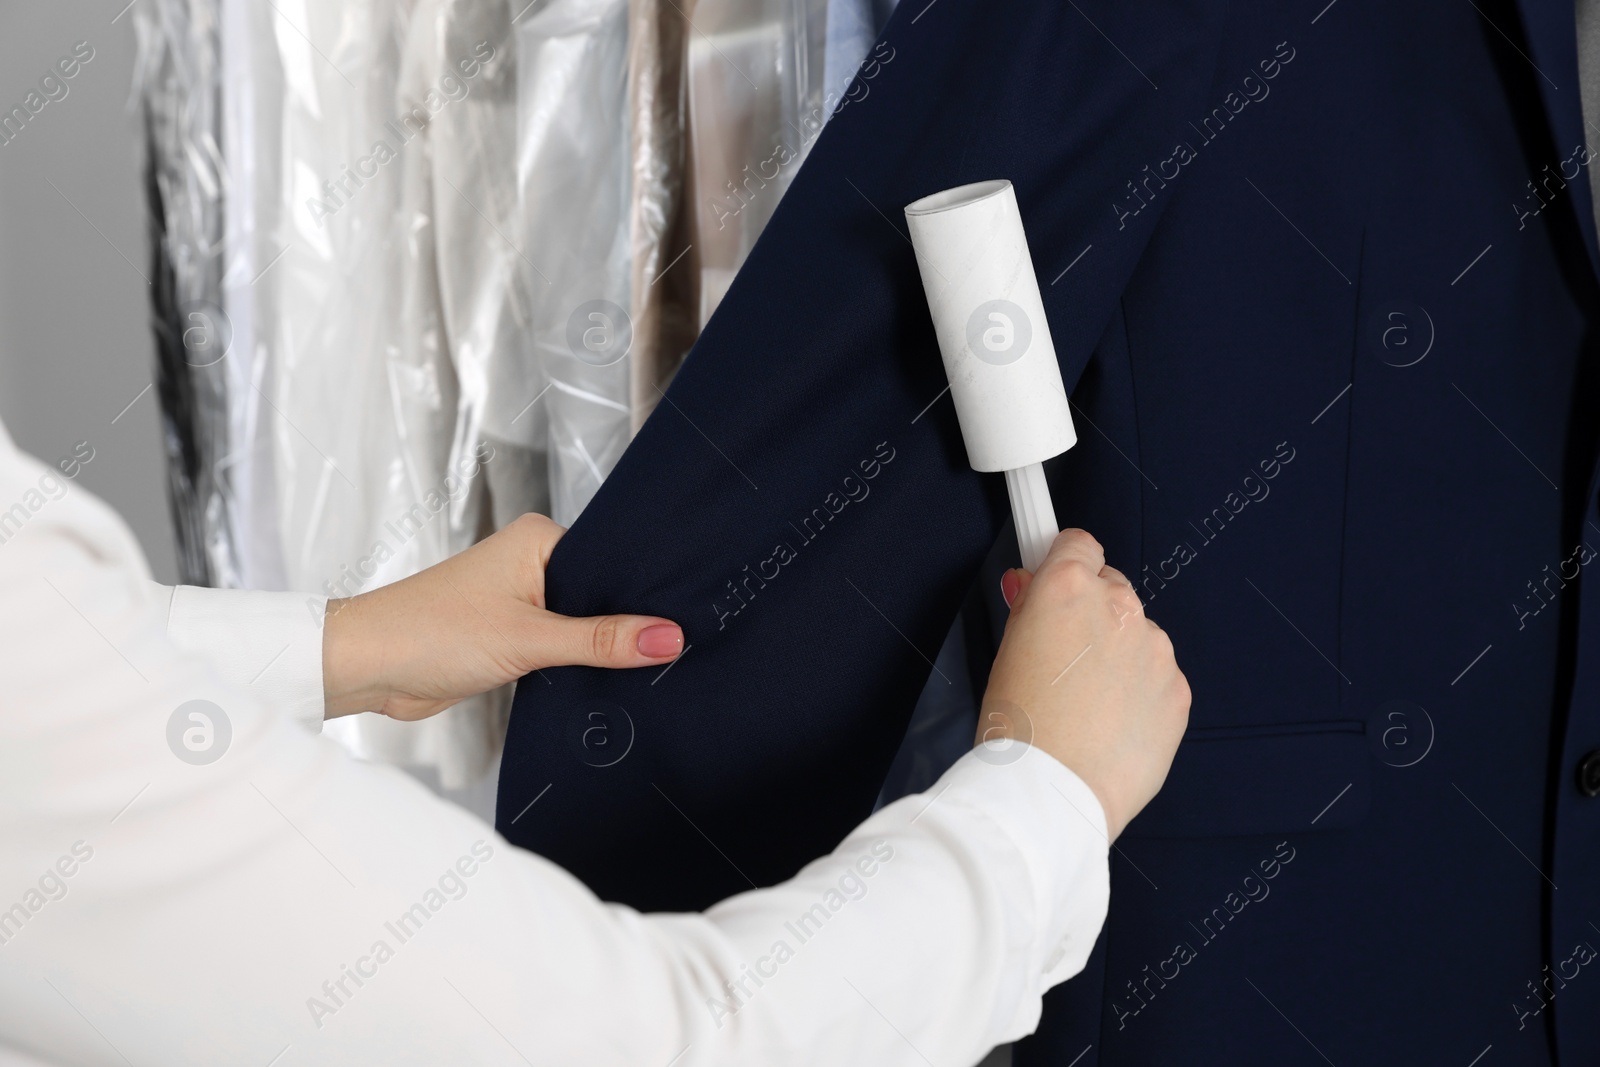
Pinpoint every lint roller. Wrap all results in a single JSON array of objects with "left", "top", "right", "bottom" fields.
[{"left": 904, "top": 180, "right": 1077, "bottom": 572}]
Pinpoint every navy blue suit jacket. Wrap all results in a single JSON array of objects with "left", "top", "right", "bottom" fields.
[{"left": 499, "top": 0, "right": 1600, "bottom": 1061}]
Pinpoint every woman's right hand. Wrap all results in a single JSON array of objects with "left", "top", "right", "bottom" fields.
[{"left": 978, "top": 528, "right": 1190, "bottom": 840}]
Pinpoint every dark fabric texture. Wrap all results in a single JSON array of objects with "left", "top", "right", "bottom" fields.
[{"left": 499, "top": 0, "right": 1600, "bottom": 1062}]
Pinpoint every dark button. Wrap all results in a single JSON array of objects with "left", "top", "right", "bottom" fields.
[{"left": 1580, "top": 750, "right": 1600, "bottom": 798}]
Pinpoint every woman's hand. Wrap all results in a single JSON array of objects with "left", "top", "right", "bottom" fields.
[
  {"left": 321, "top": 513, "right": 683, "bottom": 720},
  {"left": 979, "top": 529, "right": 1190, "bottom": 840}
]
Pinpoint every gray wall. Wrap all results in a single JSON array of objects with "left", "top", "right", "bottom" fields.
[{"left": 0, "top": 1, "right": 177, "bottom": 582}]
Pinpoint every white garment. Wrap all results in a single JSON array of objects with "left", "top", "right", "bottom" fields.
[
  {"left": 0, "top": 418, "right": 1110, "bottom": 1066},
  {"left": 268, "top": 0, "right": 503, "bottom": 788},
  {"left": 513, "top": 0, "right": 635, "bottom": 526}
]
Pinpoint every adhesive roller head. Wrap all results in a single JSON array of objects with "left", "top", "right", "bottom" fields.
[{"left": 904, "top": 179, "right": 1076, "bottom": 571}]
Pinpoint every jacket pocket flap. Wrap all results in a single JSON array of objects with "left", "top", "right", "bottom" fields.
[{"left": 1122, "top": 721, "right": 1370, "bottom": 839}]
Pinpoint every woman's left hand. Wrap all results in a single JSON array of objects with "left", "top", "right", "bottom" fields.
[{"left": 321, "top": 513, "right": 684, "bottom": 720}]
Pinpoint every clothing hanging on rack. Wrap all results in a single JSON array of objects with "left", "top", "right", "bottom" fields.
[
  {"left": 219, "top": 0, "right": 291, "bottom": 593},
  {"left": 135, "top": 0, "right": 888, "bottom": 798},
  {"left": 432, "top": 0, "right": 552, "bottom": 535},
  {"left": 269, "top": 0, "right": 506, "bottom": 787},
  {"left": 133, "top": 0, "right": 235, "bottom": 588},
  {"left": 684, "top": 0, "right": 880, "bottom": 327},
  {"left": 624, "top": 0, "right": 696, "bottom": 433},
  {"left": 512, "top": 0, "right": 633, "bottom": 526}
]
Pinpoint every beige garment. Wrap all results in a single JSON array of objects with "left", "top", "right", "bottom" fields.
[
  {"left": 684, "top": 0, "right": 831, "bottom": 327},
  {"left": 625, "top": 0, "right": 699, "bottom": 432},
  {"left": 1579, "top": 0, "right": 1600, "bottom": 239}
]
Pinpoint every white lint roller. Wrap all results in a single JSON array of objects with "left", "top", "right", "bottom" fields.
[{"left": 904, "top": 180, "right": 1077, "bottom": 571}]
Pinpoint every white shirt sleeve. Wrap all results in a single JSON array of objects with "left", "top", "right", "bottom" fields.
[
  {"left": 0, "top": 431, "right": 1110, "bottom": 1067},
  {"left": 151, "top": 583, "right": 328, "bottom": 732}
]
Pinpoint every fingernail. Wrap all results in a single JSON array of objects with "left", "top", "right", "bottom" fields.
[
  {"left": 637, "top": 623, "right": 684, "bottom": 658},
  {"left": 1000, "top": 570, "right": 1021, "bottom": 608}
]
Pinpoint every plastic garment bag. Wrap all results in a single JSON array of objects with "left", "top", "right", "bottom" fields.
[
  {"left": 133, "top": 0, "right": 236, "bottom": 588},
  {"left": 270, "top": 0, "right": 500, "bottom": 787},
  {"left": 513, "top": 0, "right": 633, "bottom": 525},
  {"left": 388, "top": 0, "right": 534, "bottom": 783},
  {"left": 131, "top": 0, "right": 893, "bottom": 793},
  {"left": 683, "top": 0, "right": 882, "bottom": 327},
  {"left": 428, "top": 0, "right": 552, "bottom": 533},
  {"left": 686, "top": 0, "right": 794, "bottom": 328},
  {"left": 624, "top": 0, "right": 696, "bottom": 432},
  {"left": 823, "top": 0, "right": 879, "bottom": 104},
  {"left": 219, "top": 0, "right": 291, "bottom": 592},
  {"left": 269, "top": 0, "right": 429, "bottom": 594},
  {"left": 133, "top": 0, "right": 312, "bottom": 594}
]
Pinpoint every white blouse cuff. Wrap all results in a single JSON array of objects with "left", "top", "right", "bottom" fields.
[
  {"left": 934, "top": 743, "right": 1113, "bottom": 1033},
  {"left": 155, "top": 583, "right": 328, "bottom": 732}
]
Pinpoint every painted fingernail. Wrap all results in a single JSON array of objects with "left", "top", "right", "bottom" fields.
[
  {"left": 1000, "top": 570, "right": 1021, "bottom": 608},
  {"left": 637, "top": 623, "right": 684, "bottom": 658}
]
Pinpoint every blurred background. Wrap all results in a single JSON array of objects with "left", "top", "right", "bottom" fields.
[{"left": 0, "top": 2, "right": 176, "bottom": 581}]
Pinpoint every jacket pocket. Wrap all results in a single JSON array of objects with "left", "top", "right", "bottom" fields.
[{"left": 1120, "top": 719, "right": 1370, "bottom": 839}]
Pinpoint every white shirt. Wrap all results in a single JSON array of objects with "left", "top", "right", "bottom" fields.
[{"left": 0, "top": 420, "right": 1110, "bottom": 1067}]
